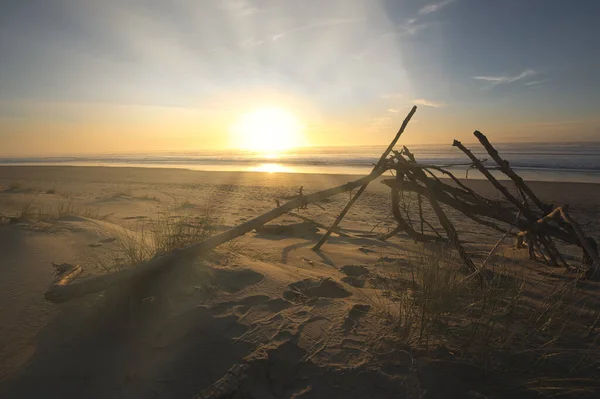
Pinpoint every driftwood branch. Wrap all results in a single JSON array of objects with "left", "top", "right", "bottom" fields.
[
  {"left": 45, "top": 169, "right": 386, "bottom": 303},
  {"left": 474, "top": 131, "right": 550, "bottom": 214},
  {"left": 313, "top": 105, "right": 417, "bottom": 250},
  {"left": 45, "top": 117, "right": 599, "bottom": 305},
  {"left": 394, "top": 150, "right": 477, "bottom": 274}
]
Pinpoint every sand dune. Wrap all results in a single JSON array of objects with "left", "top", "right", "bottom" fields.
[{"left": 1, "top": 166, "right": 599, "bottom": 398}]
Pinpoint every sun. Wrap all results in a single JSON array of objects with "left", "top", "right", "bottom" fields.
[{"left": 230, "top": 106, "right": 304, "bottom": 154}]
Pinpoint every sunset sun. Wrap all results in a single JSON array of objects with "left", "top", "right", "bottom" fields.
[{"left": 230, "top": 107, "right": 304, "bottom": 154}]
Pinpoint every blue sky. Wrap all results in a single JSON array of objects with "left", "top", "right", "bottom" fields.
[{"left": 1, "top": 0, "right": 599, "bottom": 155}]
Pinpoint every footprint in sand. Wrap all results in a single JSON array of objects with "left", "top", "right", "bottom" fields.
[
  {"left": 296, "top": 317, "right": 332, "bottom": 353},
  {"left": 340, "top": 265, "right": 370, "bottom": 288},
  {"left": 343, "top": 304, "right": 371, "bottom": 331},
  {"left": 212, "top": 268, "right": 264, "bottom": 293}
]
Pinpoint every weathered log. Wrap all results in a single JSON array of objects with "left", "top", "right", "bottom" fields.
[
  {"left": 474, "top": 131, "right": 551, "bottom": 214},
  {"left": 313, "top": 105, "right": 417, "bottom": 250},
  {"left": 390, "top": 172, "right": 436, "bottom": 242},
  {"left": 395, "top": 151, "right": 477, "bottom": 274},
  {"left": 452, "top": 140, "right": 532, "bottom": 218},
  {"left": 51, "top": 264, "right": 83, "bottom": 286},
  {"left": 522, "top": 206, "right": 600, "bottom": 277},
  {"left": 45, "top": 169, "right": 386, "bottom": 303},
  {"left": 452, "top": 139, "right": 564, "bottom": 266},
  {"left": 382, "top": 178, "right": 579, "bottom": 244}
]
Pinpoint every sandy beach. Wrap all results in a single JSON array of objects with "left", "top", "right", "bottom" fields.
[{"left": 0, "top": 166, "right": 599, "bottom": 398}]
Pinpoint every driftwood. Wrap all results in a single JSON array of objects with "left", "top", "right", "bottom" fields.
[
  {"left": 396, "top": 148, "right": 477, "bottom": 274},
  {"left": 521, "top": 206, "right": 599, "bottom": 276},
  {"left": 474, "top": 131, "right": 550, "bottom": 214},
  {"left": 313, "top": 105, "right": 417, "bottom": 250},
  {"left": 45, "top": 108, "right": 600, "bottom": 304},
  {"left": 45, "top": 169, "right": 386, "bottom": 303}
]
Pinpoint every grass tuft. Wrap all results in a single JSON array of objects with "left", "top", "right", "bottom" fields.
[
  {"left": 91, "top": 206, "right": 219, "bottom": 273},
  {"left": 368, "top": 244, "right": 600, "bottom": 396},
  {"left": 14, "top": 201, "right": 111, "bottom": 222}
]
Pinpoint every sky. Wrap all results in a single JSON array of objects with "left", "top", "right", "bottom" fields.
[{"left": 1, "top": 0, "right": 599, "bottom": 156}]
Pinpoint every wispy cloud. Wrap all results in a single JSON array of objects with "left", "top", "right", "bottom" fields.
[
  {"left": 272, "top": 18, "right": 360, "bottom": 41},
  {"left": 473, "top": 69, "right": 537, "bottom": 87},
  {"left": 419, "top": 0, "right": 455, "bottom": 15},
  {"left": 387, "top": 108, "right": 400, "bottom": 113},
  {"left": 399, "top": 18, "right": 429, "bottom": 35},
  {"left": 381, "top": 93, "right": 404, "bottom": 99},
  {"left": 219, "top": 0, "right": 258, "bottom": 16},
  {"left": 367, "top": 116, "right": 393, "bottom": 132},
  {"left": 412, "top": 98, "right": 446, "bottom": 108},
  {"left": 524, "top": 80, "right": 544, "bottom": 86},
  {"left": 239, "top": 38, "right": 264, "bottom": 48}
]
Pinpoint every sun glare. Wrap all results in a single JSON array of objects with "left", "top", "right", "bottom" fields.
[{"left": 230, "top": 107, "right": 304, "bottom": 154}]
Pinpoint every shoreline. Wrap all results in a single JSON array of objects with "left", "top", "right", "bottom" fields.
[
  {"left": 2, "top": 165, "right": 600, "bottom": 205},
  {"left": 2, "top": 162, "right": 600, "bottom": 184}
]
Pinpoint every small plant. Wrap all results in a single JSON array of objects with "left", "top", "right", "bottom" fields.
[
  {"left": 7, "top": 181, "right": 21, "bottom": 191},
  {"left": 370, "top": 244, "right": 600, "bottom": 396},
  {"left": 17, "top": 202, "right": 36, "bottom": 220},
  {"left": 91, "top": 206, "right": 219, "bottom": 272},
  {"left": 13, "top": 201, "right": 111, "bottom": 222}
]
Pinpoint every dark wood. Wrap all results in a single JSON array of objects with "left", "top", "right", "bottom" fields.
[
  {"left": 313, "top": 106, "right": 417, "bottom": 250},
  {"left": 474, "top": 131, "right": 550, "bottom": 213}
]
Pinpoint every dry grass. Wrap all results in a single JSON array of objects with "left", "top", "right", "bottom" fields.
[
  {"left": 91, "top": 206, "right": 219, "bottom": 273},
  {"left": 15, "top": 201, "right": 111, "bottom": 222},
  {"left": 7, "top": 181, "right": 22, "bottom": 191},
  {"left": 368, "top": 244, "right": 600, "bottom": 396}
]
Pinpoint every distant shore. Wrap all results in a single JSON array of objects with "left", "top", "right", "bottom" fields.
[{"left": 2, "top": 165, "right": 600, "bottom": 207}]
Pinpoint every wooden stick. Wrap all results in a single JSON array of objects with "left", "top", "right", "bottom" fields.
[
  {"left": 450, "top": 140, "right": 569, "bottom": 264},
  {"left": 390, "top": 173, "right": 436, "bottom": 242},
  {"left": 313, "top": 105, "right": 417, "bottom": 250},
  {"left": 452, "top": 140, "right": 530, "bottom": 218},
  {"left": 396, "top": 151, "right": 477, "bottom": 274},
  {"left": 45, "top": 169, "right": 386, "bottom": 303},
  {"left": 474, "top": 131, "right": 550, "bottom": 213},
  {"left": 525, "top": 206, "right": 600, "bottom": 276}
]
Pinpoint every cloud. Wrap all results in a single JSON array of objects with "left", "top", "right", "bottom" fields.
[
  {"left": 381, "top": 93, "right": 404, "bottom": 99},
  {"left": 399, "top": 18, "right": 429, "bottom": 35},
  {"left": 272, "top": 18, "right": 360, "bottom": 41},
  {"left": 367, "top": 116, "right": 394, "bottom": 132},
  {"left": 412, "top": 98, "right": 446, "bottom": 108},
  {"left": 419, "top": 0, "right": 455, "bottom": 15},
  {"left": 239, "top": 38, "right": 264, "bottom": 48},
  {"left": 524, "top": 80, "right": 544, "bottom": 86},
  {"left": 473, "top": 69, "right": 537, "bottom": 87},
  {"left": 219, "top": 0, "right": 258, "bottom": 16},
  {"left": 387, "top": 108, "right": 400, "bottom": 113}
]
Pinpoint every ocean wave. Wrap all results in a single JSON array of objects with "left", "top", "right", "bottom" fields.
[{"left": 2, "top": 143, "right": 600, "bottom": 173}]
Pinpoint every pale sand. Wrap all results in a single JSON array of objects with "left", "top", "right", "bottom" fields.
[{"left": 0, "top": 166, "right": 599, "bottom": 398}]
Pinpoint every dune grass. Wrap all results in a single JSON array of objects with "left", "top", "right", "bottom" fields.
[
  {"left": 91, "top": 206, "right": 220, "bottom": 273},
  {"left": 15, "top": 201, "right": 112, "bottom": 222},
  {"left": 368, "top": 245, "right": 600, "bottom": 396}
]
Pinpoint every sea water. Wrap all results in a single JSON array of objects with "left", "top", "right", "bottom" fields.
[{"left": 2, "top": 142, "right": 600, "bottom": 183}]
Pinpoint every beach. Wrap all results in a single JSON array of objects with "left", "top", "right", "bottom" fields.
[{"left": 1, "top": 165, "right": 599, "bottom": 398}]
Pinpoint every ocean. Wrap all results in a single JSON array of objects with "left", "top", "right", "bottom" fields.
[{"left": 2, "top": 142, "right": 600, "bottom": 184}]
